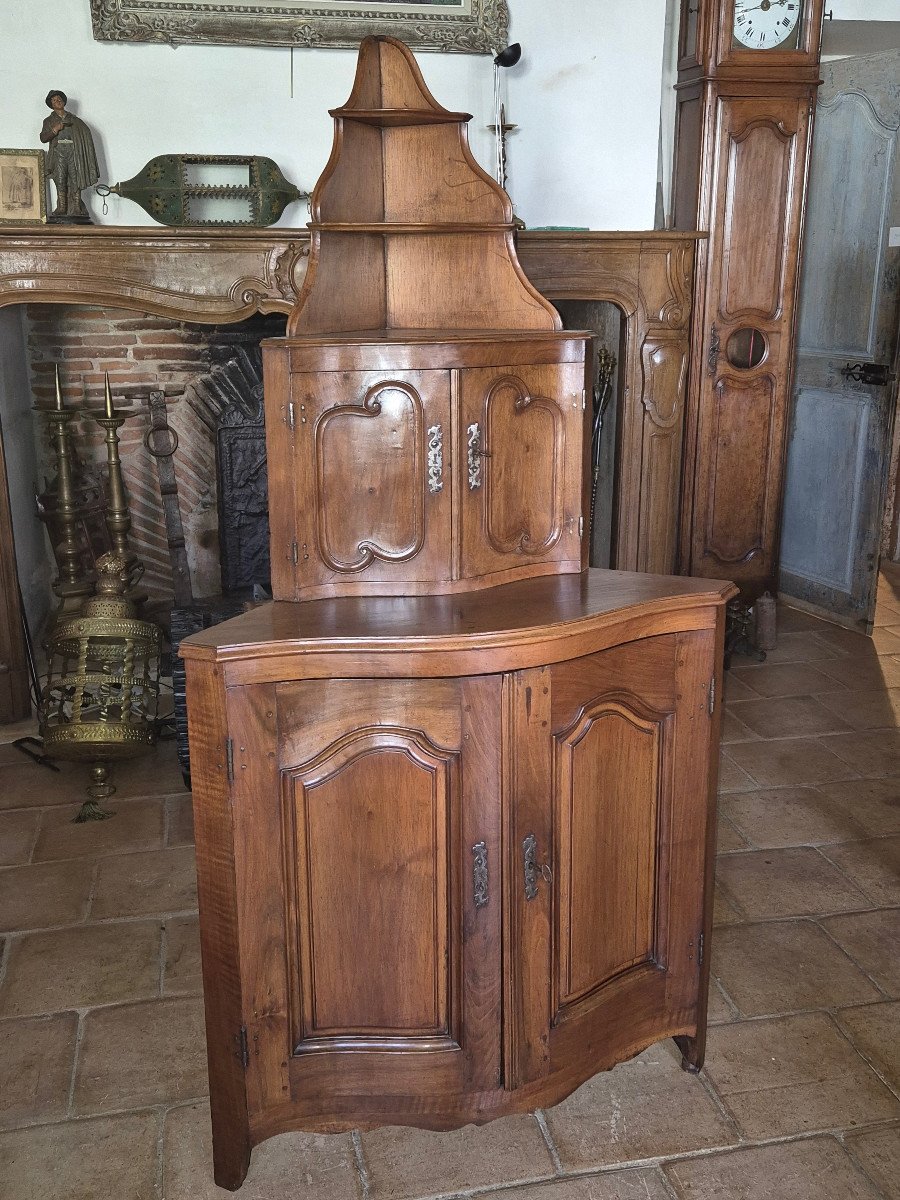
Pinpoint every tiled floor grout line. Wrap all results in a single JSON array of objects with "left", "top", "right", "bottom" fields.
[
  {"left": 810, "top": 842, "right": 879, "bottom": 905},
  {"left": 64, "top": 1009, "right": 88, "bottom": 1119},
  {"left": 835, "top": 1119, "right": 900, "bottom": 1200},
  {"left": 0, "top": 907, "right": 200, "bottom": 940},
  {"left": 154, "top": 1105, "right": 166, "bottom": 1200},
  {"left": 0, "top": 838, "right": 195, "bottom": 875},
  {"left": 85, "top": 858, "right": 100, "bottom": 922},
  {"left": 0, "top": 934, "right": 10, "bottom": 992},
  {"left": 694, "top": 1067, "right": 745, "bottom": 1145},
  {"left": 158, "top": 920, "right": 169, "bottom": 999},
  {"left": 655, "top": 1162, "right": 683, "bottom": 1200},
  {"left": 350, "top": 1128, "right": 372, "bottom": 1200},
  {"left": 532, "top": 1109, "right": 563, "bottom": 1175},
  {"left": 828, "top": 1010, "right": 900, "bottom": 1106},
  {"left": 810, "top": 915, "right": 894, "bottom": 1002}
]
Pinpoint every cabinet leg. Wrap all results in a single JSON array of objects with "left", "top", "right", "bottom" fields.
[
  {"left": 675, "top": 1031, "right": 705, "bottom": 1074},
  {"left": 212, "top": 1125, "right": 252, "bottom": 1191}
]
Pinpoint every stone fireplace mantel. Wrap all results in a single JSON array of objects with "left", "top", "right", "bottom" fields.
[{"left": 0, "top": 223, "right": 702, "bottom": 721}]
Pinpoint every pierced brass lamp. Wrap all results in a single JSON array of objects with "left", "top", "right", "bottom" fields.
[{"left": 40, "top": 551, "right": 161, "bottom": 822}]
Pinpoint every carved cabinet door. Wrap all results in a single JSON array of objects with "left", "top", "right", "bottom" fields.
[
  {"left": 459, "top": 364, "right": 586, "bottom": 581},
  {"left": 228, "top": 675, "right": 503, "bottom": 1131},
  {"left": 506, "top": 631, "right": 716, "bottom": 1087},
  {"left": 279, "top": 370, "right": 452, "bottom": 597}
]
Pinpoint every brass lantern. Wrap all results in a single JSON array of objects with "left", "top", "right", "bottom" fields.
[{"left": 40, "top": 551, "right": 161, "bottom": 821}]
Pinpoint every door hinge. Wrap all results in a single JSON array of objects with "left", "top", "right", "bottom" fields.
[
  {"left": 291, "top": 540, "right": 299, "bottom": 565},
  {"left": 698, "top": 931, "right": 705, "bottom": 967},
  {"left": 707, "top": 676, "right": 716, "bottom": 716},
  {"left": 236, "top": 1024, "right": 250, "bottom": 1070},
  {"left": 286, "top": 401, "right": 296, "bottom": 431},
  {"left": 582, "top": 388, "right": 587, "bottom": 412},
  {"left": 225, "top": 737, "right": 234, "bottom": 783},
  {"left": 578, "top": 515, "right": 584, "bottom": 538}
]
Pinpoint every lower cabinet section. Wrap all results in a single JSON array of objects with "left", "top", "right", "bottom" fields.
[{"left": 184, "top": 587, "right": 727, "bottom": 1190}]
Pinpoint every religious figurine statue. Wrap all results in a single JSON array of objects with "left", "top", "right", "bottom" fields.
[{"left": 40, "top": 90, "right": 99, "bottom": 223}]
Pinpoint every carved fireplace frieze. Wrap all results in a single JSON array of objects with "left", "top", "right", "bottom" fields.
[{"left": 0, "top": 225, "right": 702, "bottom": 576}]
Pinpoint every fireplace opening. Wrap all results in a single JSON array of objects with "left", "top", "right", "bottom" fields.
[{"left": 24, "top": 304, "right": 286, "bottom": 617}]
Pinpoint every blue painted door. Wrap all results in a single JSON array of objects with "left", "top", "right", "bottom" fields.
[{"left": 780, "top": 51, "right": 900, "bottom": 630}]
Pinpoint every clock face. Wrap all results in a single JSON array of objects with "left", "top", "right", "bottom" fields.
[{"left": 733, "top": 0, "right": 802, "bottom": 50}]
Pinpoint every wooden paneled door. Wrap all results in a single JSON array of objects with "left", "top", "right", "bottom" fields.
[
  {"left": 229, "top": 675, "right": 503, "bottom": 1133},
  {"left": 459, "top": 364, "right": 586, "bottom": 580},
  {"left": 269, "top": 369, "right": 452, "bottom": 598},
  {"left": 507, "top": 631, "right": 717, "bottom": 1086},
  {"left": 780, "top": 51, "right": 900, "bottom": 629}
]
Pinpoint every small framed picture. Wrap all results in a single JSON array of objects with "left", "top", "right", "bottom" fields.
[{"left": 0, "top": 149, "right": 47, "bottom": 224}]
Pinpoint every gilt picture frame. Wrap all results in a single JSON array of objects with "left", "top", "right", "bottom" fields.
[
  {"left": 89, "top": 0, "right": 509, "bottom": 53},
  {"left": 0, "top": 150, "right": 47, "bottom": 225}
]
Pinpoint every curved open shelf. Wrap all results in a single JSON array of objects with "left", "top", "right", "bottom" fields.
[{"left": 287, "top": 35, "right": 560, "bottom": 336}]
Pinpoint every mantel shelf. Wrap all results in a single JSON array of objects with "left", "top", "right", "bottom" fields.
[
  {"left": 309, "top": 222, "right": 517, "bottom": 233},
  {"left": 329, "top": 106, "right": 472, "bottom": 126},
  {"left": 0, "top": 223, "right": 702, "bottom": 576}
]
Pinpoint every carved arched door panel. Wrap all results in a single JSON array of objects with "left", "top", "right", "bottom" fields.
[
  {"left": 508, "top": 631, "right": 716, "bottom": 1086},
  {"left": 227, "top": 675, "right": 503, "bottom": 1128},
  {"left": 459, "top": 363, "right": 586, "bottom": 581}
]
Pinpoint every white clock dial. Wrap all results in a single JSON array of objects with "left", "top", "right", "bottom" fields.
[{"left": 733, "top": 0, "right": 801, "bottom": 49}]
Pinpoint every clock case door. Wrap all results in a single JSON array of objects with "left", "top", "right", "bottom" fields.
[
  {"left": 507, "top": 630, "right": 718, "bottom": 1087},
  {"left": 226, "top": 676, "right": 503, "bottom": 1135}
]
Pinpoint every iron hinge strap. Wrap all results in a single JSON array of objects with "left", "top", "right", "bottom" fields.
[
  {"left": 225, "top": 737, "right": 234, "bottom": 783},
  {"left": 236, "top": 1024, "right": 250, "bottom": 1069}
]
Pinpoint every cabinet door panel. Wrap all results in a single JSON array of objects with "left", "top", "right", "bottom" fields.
[
  {"left": 509, "top": 632, "right": 716, "bottom": 1087},
  {"left": 289, "top": 370, "right": 451, "bottom": 594},
  {"left": 460, "top": 364, "right": 585, "bottom": 580},
  {"left": 286, "top": 727, "right": 454, "bottom": 1046},
  {"left": 233, "top": 676, "right": 502, "bottom": 1128},
  {"left": 556, "top": 697, "right": 667, "bottom": 1009}
]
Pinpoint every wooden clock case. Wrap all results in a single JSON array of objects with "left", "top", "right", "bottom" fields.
[
  {"left": 673, "top": 0, "right": 824, "bottom": 597},
  {"left": 182, "top": 36, "right": 735, "bottom": 1191}
]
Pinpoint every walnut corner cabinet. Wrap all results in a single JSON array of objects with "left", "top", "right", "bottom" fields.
[
  {"left": 181, "top": 572, "right": 734, "bottom": 1191},
  {"left": 181, "top": 35, "right": 736, "bottom": 1191}
]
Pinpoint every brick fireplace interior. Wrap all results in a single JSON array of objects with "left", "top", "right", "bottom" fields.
[{"left": 25, "top": 304, "right": 286, "bottom": 617}]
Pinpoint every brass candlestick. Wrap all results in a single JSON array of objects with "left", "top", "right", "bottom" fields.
[
  {"left": 95, "top": 374, "right": 145, "bottom": 594},
  {"left": 37, "top": 366, "right": 95, "bottom": 620}
]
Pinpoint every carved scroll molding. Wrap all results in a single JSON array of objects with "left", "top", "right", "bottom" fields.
[
  {"left": 315, "top": 381, "right": 426, "bottom": 573},
  {"left": 483, "top": 375, "right": 563, "bottom": 557},
  {"left": 640, "top": 332, "right": 688, "bottom": 430},
  {"left": 89, "top": 0, "right": 509, "bottom": 52}
]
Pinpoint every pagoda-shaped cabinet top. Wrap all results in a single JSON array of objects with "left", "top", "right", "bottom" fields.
[
  {"left": 266, "top": 36, "right": 590, "bottom": 600},
  {"left": 288, "top": 36, "right": 561, "bottom": 335}
]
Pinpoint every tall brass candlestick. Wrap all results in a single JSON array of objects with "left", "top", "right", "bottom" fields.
[
  {"left": 37, "top": 366, "right": 94, "bottom": 620},
  {"left": 95, "top": 374, "right": 144, "bottom": 592}
]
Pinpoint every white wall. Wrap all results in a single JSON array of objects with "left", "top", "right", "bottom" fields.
[
  {"left": 830, "top": 1, "right": 900, "bottom": 17},
  {"left": 0, "top": 310, "right": 52, "bottom": 636},
  {"left": 0, "top": 0, "right": 667, "bottom": 231}
]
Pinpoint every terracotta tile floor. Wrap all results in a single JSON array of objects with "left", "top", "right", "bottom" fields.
[{"left": 2, "top": 579, "right": 900, "bottom": 1199}]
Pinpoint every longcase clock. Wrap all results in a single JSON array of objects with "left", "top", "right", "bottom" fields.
[{"left": 673, "top": 0, "right": 825, "bottom": 597}]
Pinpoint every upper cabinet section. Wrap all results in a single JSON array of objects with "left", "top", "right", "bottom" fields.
[{"left": 288, "top": 36, "right": 560, "bottom": 335}]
